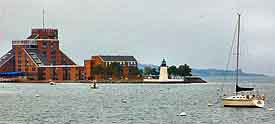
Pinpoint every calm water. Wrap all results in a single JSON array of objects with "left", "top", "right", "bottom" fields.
[{"left": 0, "top": 81, "right": 275, "bottom": 124}]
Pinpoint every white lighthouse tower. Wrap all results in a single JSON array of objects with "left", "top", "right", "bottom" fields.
[{"left": 159, "top": 59, "right": 168, "bottom": 81}]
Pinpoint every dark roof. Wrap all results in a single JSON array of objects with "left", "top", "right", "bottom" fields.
[
  {"left": 99, "top": 56, "right": 137, "bottom": 62},
  {"left": 0, "top": 49, "right": 14, "bottom": 67}
]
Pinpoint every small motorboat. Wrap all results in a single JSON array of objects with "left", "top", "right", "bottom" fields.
[
  {"left": 49, "top": 80, "right": 56, "bottom": 85},
  {"left": 90, "top": 80, "right": 97, "bottom": 89}
]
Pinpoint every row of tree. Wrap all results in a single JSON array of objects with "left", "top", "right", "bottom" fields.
[
  {"left": 91, "top": 63, "right": 141, "bottom": 80},
  {"left": 143, "top": 64, "right": 192, "bottom": 77},
  {"left": 91, "top": 62, "right": 192, "bottom": 79},
  {"left": 168, "top": 64, "right": 192, "bottom": 77},
  {"left": 144, "top": 67, "right": 159, "bottom": 75}
]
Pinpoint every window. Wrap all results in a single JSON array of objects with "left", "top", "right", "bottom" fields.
[
  {"left": 18, "top": 49, "right": 22, "bottom": 54},
  {"left": 42, "top": 51, "right": 47, "bottom": 57},
  {"left": 51, "top": 49, "right": 56, "bottom": 54},
  {"left": 42, "top": 42, "right": 47, "bottom": 48},
  {"left": 18, "top": 57, "right": 22, "bottom": 64},
  {"left": 51, "top": 60, "right": 56, "bottom": 65},
  {"left": 30, "top": 45, "right": 37, "bottom": 48},
  {"left": 41, "top": 36, "right": 48, "bottom": 39}
]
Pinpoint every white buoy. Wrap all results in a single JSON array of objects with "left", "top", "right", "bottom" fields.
[
  {"left": 177, "top": 112, "right": 187, "bottom": 116},
  {"left": 121, "top": 99, "right": 127, "bottom": 103},
  {"left": 208, "top": 103, "right": 213, "bottom": 106},
  {"left": 268, "top": 108, "right": 273, "bottom": 111},
  {"left": 35, "top": 94, "right": 40, "bottom": 97}
]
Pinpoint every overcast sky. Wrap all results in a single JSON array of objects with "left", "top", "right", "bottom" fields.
[{"left": 1, "top": 0, "right": 275, "bottom": 75}]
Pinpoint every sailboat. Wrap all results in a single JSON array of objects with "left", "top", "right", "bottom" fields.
[{"left": 223, "top": 14, "right": 265, "bottom": 108}]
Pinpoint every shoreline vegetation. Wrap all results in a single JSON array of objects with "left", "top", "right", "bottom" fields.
[
  {"left": 0, "top": 79, "right": 207, "bottom": 83},
  {"left": 1, "top": 62, "right": 209, "bottom": 83}
]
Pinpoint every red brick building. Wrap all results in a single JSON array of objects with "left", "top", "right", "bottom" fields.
[
  {"left": 84, "top": 55, "right": 141, "bottom": 80},
  {"left": 0, "top": 28, "right": 84, "bottom": 81}
]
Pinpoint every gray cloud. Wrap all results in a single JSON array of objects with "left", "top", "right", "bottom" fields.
[{"left": 1, "top": 0, "right": 275, "bottom": 75}]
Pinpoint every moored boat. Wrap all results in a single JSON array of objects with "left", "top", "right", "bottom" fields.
[
  {"left": 223, "top": 94, "right": 265, "bottom": 108},
  {"left": 49, "top": 80, "right": 56, "bottom": 85},
  {"left": 222, "top": 13, "right": 265, "bottom": 108}
]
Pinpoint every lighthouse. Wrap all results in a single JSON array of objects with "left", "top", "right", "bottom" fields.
[
  {"left": 159, "top": 59, "right": 168, "bottom": 81},
  {"left": 143, "top": 59, "right": 206, "bottom": 83}
]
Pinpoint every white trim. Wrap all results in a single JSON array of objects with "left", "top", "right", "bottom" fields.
[
  {"left": 39, "top": 65, "right": 83, "bottom": 68},
  {"left": 32, "top": 39, "right": 58, "bottom": 41},
  {"left": 32, "top": 28, "right": 58, "bottom": 30},
  {"left": 98, "top": 56, "right": 104, "bottom": 62}
]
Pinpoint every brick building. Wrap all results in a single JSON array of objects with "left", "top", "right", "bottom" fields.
[
  {"left": 84, "top": 55, "right": 141, "bottom": 80},
  {"left": 0, "top": 28, "right": 83, "bottom": 80}
]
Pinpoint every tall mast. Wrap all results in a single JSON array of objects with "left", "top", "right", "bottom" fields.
[
  {"left": 236, "top": 13, "right": 241, "bottom": 92},
  {"left": 42, "top": 8, "right": 45, "bottom": 28}
]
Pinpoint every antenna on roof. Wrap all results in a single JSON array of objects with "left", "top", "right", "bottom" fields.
[{"left": 42, "top": 8, "right": 45, "bottom": 28}]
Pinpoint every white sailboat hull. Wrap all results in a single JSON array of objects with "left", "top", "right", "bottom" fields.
[{"left": 223, "top": 96, "right": 264, "bottom": 108}]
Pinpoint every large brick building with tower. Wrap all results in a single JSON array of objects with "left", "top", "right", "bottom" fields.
[{"left": 0, "top": 28, "right": 84, "bottom": 81}]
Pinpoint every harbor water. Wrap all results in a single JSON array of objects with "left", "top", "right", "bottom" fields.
[{"left": 0, "top": 80, "right": 275, "bottom": 124}]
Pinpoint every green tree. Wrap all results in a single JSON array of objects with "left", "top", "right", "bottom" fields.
[
  {"left": 128, "top": 67, "right": 142, "bottom": 78},
  {"left": 129, "top": 67, "right": 140, "bottom": 75},
  {"left": 151, "top": 68, "right": 159, "bottom": 75},
  {"left": 109, "top": 62, "right": 122, "bottom": 78},
  {"left": 143, "top": 66, "right": 160, "bottom": 76},
  {"left": 139, "top": 69, "right": 144, "bottom": 76},
  {"left": 168, "top": 65, "right": 177, "bottom": 76},
  {"left": 91, "top": 64, "right": 104, "bottom": 79},
  {"left": 144, "top": 66, "right": 152, "bottom": 75},
  {"left": 177, "top": 64, "right": 192, "bottom": 79}
]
